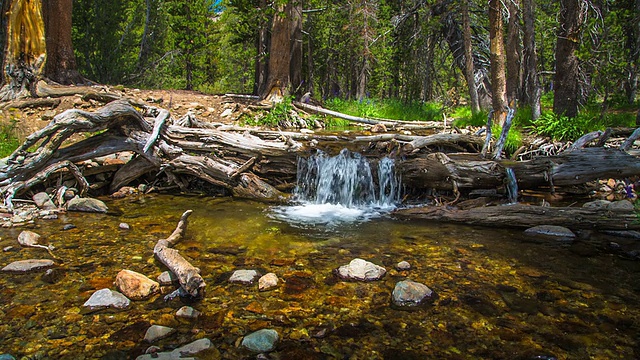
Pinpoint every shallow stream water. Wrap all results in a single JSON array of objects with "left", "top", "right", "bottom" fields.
[{"left": 1, "top": 194, "right": 640, "bottom": 359}]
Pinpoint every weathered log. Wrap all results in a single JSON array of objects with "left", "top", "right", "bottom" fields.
[
  {"left": 394, "top": 203, "right": 639, "bottom": 230},
  {"left": 153, "top": 210, "right": 205, "bottom": 297},
  {"left": 401, "top": 148, "right": 640, "bottom": 192},
  {"left": 0, "top": 97, "right": 60, "bottom": 110}
]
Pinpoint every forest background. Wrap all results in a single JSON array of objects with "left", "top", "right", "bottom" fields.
[{"left": 4, "top": 0, "right": 640, "bottom": 144}]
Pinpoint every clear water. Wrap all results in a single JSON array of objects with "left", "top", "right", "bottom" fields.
[{"left": 0, "top": 194, "right": 639, "bottom": 359}]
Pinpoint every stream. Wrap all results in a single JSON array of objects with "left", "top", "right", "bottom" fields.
[{"left": 1, "top": 152, "right": 640, "bottom": 359}]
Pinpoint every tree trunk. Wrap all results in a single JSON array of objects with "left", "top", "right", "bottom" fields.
[
  {"left": 489, "top": 0, "right": 508, "bottom": 125},
  {"left": 506, "top": 0, "right": 522, "bottom": 105},
  {"left": 461, "top": 0, "right": 480, "bottom": 113},
  {"left": 0, "top": 0, "right": 11, "bottom": 85},
  {"left": 289, "top": 0, "right": 303, "bottom": 95},
  {"left": 521, "top": 0, "right": 541, "bottom": 119},
  {"left": 0, "top": 0, "right": 46, "bottom": 100},
  {"left": 553, "top": 0, "right": 585, "bottom": 118},
  {"left": 42, "top": 0, "right": 84, "bottom": 85},
  {"left": 624, "top": 0, "right": 640, "bottom": 104},
  {"left": 254, "top": 0, "right": 269, "bottom": 96},
  {"left": 261, "top": 2, "right": 291, "bottom": 102}
]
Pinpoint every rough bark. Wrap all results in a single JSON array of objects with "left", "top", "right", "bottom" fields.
[
  {"left": 553, "top": 0, "right": 586, "bottom": 118},
  {"left": 290, "top": 0, "right": 303, "bottom": 95},
  {"left": 461, "top": 0, "right": 480, "bottom": 113},
  {"left": 42, "top": 0, "right": 84, "bottom": 85},
  {"left": 506, "top": 0, "right": 522, "bottom": 105},
  {"left": 521, "top": 0, "right": 541, "bottom": 119},
  {"left": 254, "top": 0, "right": 269, "bottom": 96},
  {"left": 489, "top": 0, "right": 508, "bottom": 125},
  {"left": 154, "top": 210, "right": 205, "bottom": 297},
  {"left": 262, "top": 3, "right": 291, "bottom": 102},
  {"left": 394, "top": 204, "right": 640, "bottom": 231}
]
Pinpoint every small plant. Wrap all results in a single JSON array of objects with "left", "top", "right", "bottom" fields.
[{"left": 0, "top": 118, "right": 21, "bottom": 158}]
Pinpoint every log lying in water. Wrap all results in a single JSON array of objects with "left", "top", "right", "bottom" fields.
[
  {"left": 400, "top": 147, "right": 640, "bottom": 192},
  {"left": 394, "top": 203, "right": 640, "bottom": 230},
  {"left": 154, "top": 210, "right": 205, "bottom": 297}
]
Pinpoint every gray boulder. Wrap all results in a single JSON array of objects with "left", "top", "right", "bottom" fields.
[
  {"left": 83, "top": 288, "right": 130, "bottom": 311},
  {"left": 67, "top": 197, "right": 108, "bottom": 213},
  {"left": 229, "top": 269, "right": 260, "bottom": 285},
  {"left": 144, "top": 325, "right": 176, "bottom": 343},
  {"left": 241, "top": 329, "right": 279, "bottom": 353},
  {"left": 524, "top": 225, "right": 575, "bottom": 239},
  {"left": 391, "top": 280, "right": 437, "bottom": 307},
  {"left": 33, "top": 192, "right": 56, "bottom": 210},
  {"left": 335, "top": 258, "right": 386, "bottom": 281},
  {"left": 2, "top": 259, "right": 54, "bottom": 272}
]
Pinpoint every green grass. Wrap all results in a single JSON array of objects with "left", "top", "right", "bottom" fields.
[
  {"left": 531, "top": 107, "right": 636, "bottom": 141},
  {"left": 0, "top": 119, "right": 20, "bottom": 158},
  {"left": 325, "top": 98, "right": 443, "bottom": 122}
]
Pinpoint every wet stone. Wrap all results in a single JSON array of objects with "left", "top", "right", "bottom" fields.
[
  {"left": 241, "top": 328, "right": 279, "bottom": 353},
  {"left": 259, "top": 272, "right": 279, "bottom": 291},
  {"left": 62, "top": 224, "right": 76, "bottom": 231},
  {"left": 170, "top": 338, "right": 213, "bottom": 357},
  {"left": 119, "top": 222, "right": 131, "bottom": 230},
  {"left": 32, "top": 192, "right": 56, "bottom": 210},
  {"left": 114, "top": 269, "right": 160, "bottom": 300},
  {"left": 335, "top": 258, "right": 386, "bottom": 281},
  {"left": 157, "top": 271, "right": 178, "bottom": 286},
  {"left": 144, "top": 325, "right": 176, "bottom": 343},
  {"left": 524, "top": 225, "right": 576, "bottom": 239},
  {"left": 176, "top": 306, "right": 200, "bottom": 319},
  {"left": 396, "top": 261, "right": 411, "bottom": 270},
  {"left": 582, "top": 200, "right": 611, "bottom": 209},
  {"left": 41, "top": 268, "right": 64, "bottom": 284},
  {"left": 229, "top": 269, "right": 260, "bottom": 285},
  {"left": 83, "top": 288, "right": 131, "bottom": 311},
  {"left": 608, "top": 200, "right": 634, "bottom": 211},
  {"left": 17, "top": 230, "right": 41, "bottom": 246},
  {"left": 66, "top": 197, "right": 109, "bottom": 213},
  {"left": 2, "top": 259, "right": 54, "bottom": 272},
  {"left": 391, "top": 280, "right": 436, "bottom": 308},
  {"left": 0, "top": 355, "right": 16, "bottom": 360}
]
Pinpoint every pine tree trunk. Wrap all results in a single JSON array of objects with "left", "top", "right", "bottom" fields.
[
  {"left": 462, "top": 0, "right": 480, "bottom": 113},
  {"left": 261, "top": 3, "right": 291, "bottom": 102},
  {"left": 253, "top": 0, "right": 269, "bottom": 96},
  {"left": 489, "top": 0, "right": 508, "bottom": 125},
  {"left": 289, "top": 0, "right": 303, "bottom": 95},
  {"left": 506, "top": 0, "right": 522, "bottom": 105},
  {"left": 553, "top": 0, "right": 585, "bottom": 118},
  {"left": 42, "top": 0, "right": 84, "bottom": 85},
  {"left": 521, "top": 0, "right": 541, "bottom": 119}
]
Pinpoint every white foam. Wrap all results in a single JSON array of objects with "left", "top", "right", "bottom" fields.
[{"left": 270, "top": 202, "right": 395, "bottom": 228}]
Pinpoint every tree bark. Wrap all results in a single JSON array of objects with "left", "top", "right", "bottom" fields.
[
  {"left": 254, "top": 0, "right": 269, "bottom": 96},
  {"left": 553, "top": 0, "right": 585, "bottom": 118},
  {"left": 461, "top": 0, "right": 480, "bottom": 113},
  {"left": 262, "top": 2, "right": 292, "bottom": 102},
  {"left": 506, "top": 0, "right": 522, "bottom": 105},
  {"left": 42, "top": 0, "right": 84, "bottom": 85},
  {"left": 521, "top": 0, "right": 541, "bottom": 119},
  {"left": 489, "top": 0, "right": 508, "bottom": 125},
  {"left": 290, "top": 0, "right": 303, "bottom": 95}
]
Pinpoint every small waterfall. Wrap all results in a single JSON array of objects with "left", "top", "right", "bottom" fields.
[
  {"left": 271, "top": 149, "right": 401, "bottom": 226},
  {"left": 295, "top": 149, "right": 401, "bottom": 207}
]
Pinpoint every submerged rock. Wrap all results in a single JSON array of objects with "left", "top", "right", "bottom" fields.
[
  {"left": 144, "top": 325, "right": 176, "bottom": 343},
  {"left": 391, "top": 280, "right": 437, "bottom": 308},
  {"left": 83, "top": 288, "right": 130, "bottom": 311},
  {"left": 335, "top": 258, "right": 386, "bottom": 281},
  {"left": 229, "top": 269, "right": 260, "bottom": 285},
  {"left": 524, "top": 225, "right": 576, "bottom": 239},
  {"left": 258, "top": 273, "right": 279, "bottom": 291},
  {"left": 114, "top": 269, "right": 160, "bottom": 300},
  {"left": 170, "top": 338, "right": 213, "bottom": 357},
  {"left": 66, "top": 197, "right": 108, "bottom": 213},
  {"left": 157, "top": 271, "right": 178, "bottom": 286},
  {"left": 17, "top": 230, "right": 41, "bottom": 247},
  {"left": 396, "top": 261, "right": 411, "bottom": 271},
  {"left": 2, "top": 259, "right": 54, "bottom": 272},
  {"left": 241, "top": 329, "right": 279, "bottom": 353},
  {"left": 175, "top": 306, "right": 200, "bottom": 320}
]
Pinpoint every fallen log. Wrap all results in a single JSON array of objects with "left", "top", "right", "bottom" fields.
[
  {"left": 393, "top": 203, "right": 640, "bottom": 230},
  {"left": 0, "top": 97, "right": 60, "bottom": 110},
  {"left": 154, "top": 210, "right": 205, "bottom": 297}
]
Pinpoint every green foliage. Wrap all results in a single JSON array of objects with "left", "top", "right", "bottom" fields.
[
  {"left": 451, "top": 107, "right": 489, "bottom": 127},
  {"left": 241, "top": 97, "right": 294, "bottom": 127},
  {"left": 325, "top": 98, "right": 442, "bottom": 121},
  {"left": 0, "top": 118, "right": 20, "bottom": 158},
  {"left": 492, "top": 125, "right": 523, "bottom": 155}
]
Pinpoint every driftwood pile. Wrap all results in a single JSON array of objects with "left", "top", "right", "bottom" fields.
[{"left": 0, "top": 84, "right": 639, "bottom": 232}]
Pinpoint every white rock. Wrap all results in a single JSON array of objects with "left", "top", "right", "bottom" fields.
[
  {"left": 258, "top": 273, "right": 279, "bottom": 291},
  {"left": 144, "top": 325, "right": 176, "bottom": 343},
  {"left": 229, "top": 269, "right": 260, "bottom": 285},
  {"left": 336, "top": 258, "right": 386, "bottom": 281},
  {"left": 2, "top": 259, "right": 54, "bottom": 272},
  {"left": 396, "top": 261, "right": 411, "bottom": 271},
  {"left": 83, "top": 288, "right": 130, "bottom": 311},
  {"left": 175, "top": 306, "right": 200, "bottom": 320}
]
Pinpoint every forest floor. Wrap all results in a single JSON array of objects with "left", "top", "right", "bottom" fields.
[{"left": 0, "top": 86, "right": 247, "bottom": 140}]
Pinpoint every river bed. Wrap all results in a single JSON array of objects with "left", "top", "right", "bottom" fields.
[{"left": 1, "top": 194, "right": 639, "bottom": 359}]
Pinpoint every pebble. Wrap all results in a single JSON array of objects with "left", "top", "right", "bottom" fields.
[
  {"left": 396, "top": 261, "right": 411, "bottom": 270},
  {"left": 119, "top": 222, "right": 131, "bottom": 230},
  {"left": 41, "top": 268, "right": 64, "bottom": 284},
  {"left": 62, "top": 224, "right": 76, "bottom": 231},
  {"left": 157, "top": 271, "right": 178, "bottom": 286}
]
